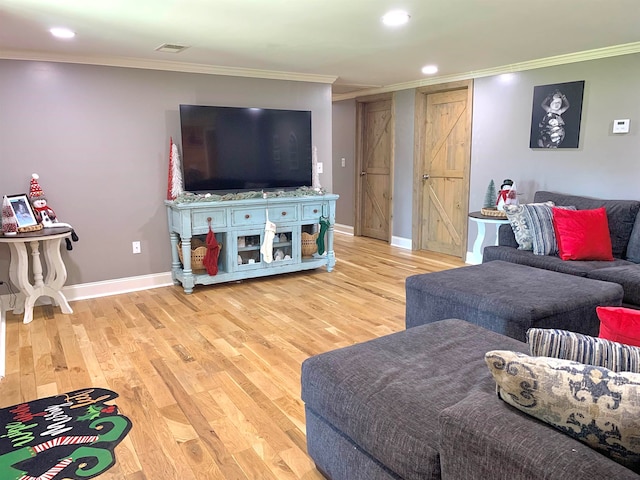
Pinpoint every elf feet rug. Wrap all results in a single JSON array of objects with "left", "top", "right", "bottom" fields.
[{"left": 0, "top": 388, "right": 132, "bottom": 480}]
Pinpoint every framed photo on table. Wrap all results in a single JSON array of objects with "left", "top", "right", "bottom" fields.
[{"left": 7, "top": 193, "right": 38, "bottom": 229}]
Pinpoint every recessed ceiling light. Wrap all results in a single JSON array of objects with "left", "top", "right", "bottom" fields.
[
  {"left": 50, "top": 27, "right": 75, "bottom": 39},
  {"left": 421, "top": 65, "right": 439, "bottom": 75},
  {"left": 382, "top": 10, "right": 410, "bottom": 26}
]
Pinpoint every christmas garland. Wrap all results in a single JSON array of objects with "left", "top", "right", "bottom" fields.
[{"left": 171, "top": 186, "right": 327, "bottom": 204}]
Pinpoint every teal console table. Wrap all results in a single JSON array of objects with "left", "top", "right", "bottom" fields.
[{"left": 166, "top": 193, "right": 338, "bottom": 293}]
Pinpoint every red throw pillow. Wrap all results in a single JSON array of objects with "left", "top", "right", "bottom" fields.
[
  {"left": 552, "top": 207, "right": 614, "bottom": 261},
  {"left": 597, "top": 306, "right": 640, "bottom": 347}
]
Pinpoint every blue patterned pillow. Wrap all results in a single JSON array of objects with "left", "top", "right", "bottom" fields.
[
  {"left": 486, "top": 350, "right": 640, "bottom": 471},
  {"left": 523, "top": 203, "right": 576, "bottom": 255},
  {"left": 527, "top": 328, "right": 640, "bottom": 373}
]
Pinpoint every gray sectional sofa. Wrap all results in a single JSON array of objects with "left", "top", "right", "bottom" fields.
[
  {"left": 483, "top": 191, "right": 640, "bottom": 307},
  {"left": 301, "top": 319, "right": 640, "bottom": 479}
]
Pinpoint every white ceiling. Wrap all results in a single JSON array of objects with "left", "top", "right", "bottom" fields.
[{"left": 2, "top": 0, "right": 640, "bottom": 97}]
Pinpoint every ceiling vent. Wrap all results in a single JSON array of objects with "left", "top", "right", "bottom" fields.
[{"left": 155, "top": 43, "right": 190, "bottom": 53}]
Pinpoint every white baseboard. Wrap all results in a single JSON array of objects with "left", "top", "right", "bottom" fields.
[
  {"left": 62, "top": 272, "right": 174, "bottom": 302},
  {"left": 334, "top": 223, "right": 354, "bottom": 235},
  {"left": 0, "top": 272, "right": 174, "bottom": 309},
  {"left": 391, "top": 236, "right": 412, "bottom": 250}
]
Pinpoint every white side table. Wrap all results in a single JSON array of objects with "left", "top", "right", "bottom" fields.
[
  {"left": 0, "top": 226, "right": 73, "bottom": 324},
  {"left": 468, "top": 211, "right": 510, "bottom": 264}
]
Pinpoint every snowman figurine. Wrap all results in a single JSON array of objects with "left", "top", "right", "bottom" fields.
[
  {"left": 29, "top": 174, "right": 58, "bottom": 226},
  {"left": 496, "top": 179, "right": 518, "bottom": 211},
  {"left": 28, "top": 173, "right": 79, "bottom": 249}
]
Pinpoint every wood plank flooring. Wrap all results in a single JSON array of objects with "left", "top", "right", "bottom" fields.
[{"left": 0, "top": 234, "right": 465, "bottom": 479}]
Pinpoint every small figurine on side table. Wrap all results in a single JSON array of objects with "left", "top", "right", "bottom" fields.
[{"left": 29, "top": 173, "right": 79, "bottom": 250}]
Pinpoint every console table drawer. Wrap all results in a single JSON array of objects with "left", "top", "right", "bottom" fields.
[
  {"left": 192, "top": 210, "right": 226, "bottom": 230},
  {"left": 231, "top": 206, "right": 298, "bottom": 226},
  {"left": 231, "top": 208, "right": 266, "bottom": 226},
  {"left": 268, "top": 206, "right": 298, "bottom": 222},
  {"left": 302, "top": 203, "right": 326, "bottom": 221}
]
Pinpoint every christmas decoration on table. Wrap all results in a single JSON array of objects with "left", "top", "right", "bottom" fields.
[
  {"left": 202, "top": 218, "right": 221, "bottom": 276},
  {"left": 260, "top": 211, "right": 277, "bottom": 264},
  {"left": 167, "top": 137, "right": 184, "bottom": 200},
  {"left": 1, "top": 195, "right": 18, "bottom": 235},
  {"left": 480, "top": 179, "right": 507, "bottom": 217},
  {"left": 483, "top": 180, "right": 498, "bottom": 208},
  {"left": 496, "top": 179, "right": 519, "bottom": 211},
  {"left": 315, "top": 216, "right": 331, "bottom": 255},
  {"left": 29, "top": 173, "right": 79, "bottom": 249},
  {"left": 171, "top": 186, "right": 327, "bottom": 204}
]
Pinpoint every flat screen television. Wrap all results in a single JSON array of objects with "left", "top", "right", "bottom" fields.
[{"left": 179, "top": 104, "right": 312, "bottom": 193}]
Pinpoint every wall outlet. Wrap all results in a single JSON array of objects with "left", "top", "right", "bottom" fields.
[
  {"left": 317, "top": 162, "right": 323, "bottom": 174},
  {"left": 132, "top": 241, "right": 141, "bottom": 254},
  {"left": 341, "top": 157, "right": 346, "bottom": 167}
]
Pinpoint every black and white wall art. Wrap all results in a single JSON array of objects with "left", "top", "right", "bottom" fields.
[{"left": 530, "top": 80, "right": 585, "bottom": 149}]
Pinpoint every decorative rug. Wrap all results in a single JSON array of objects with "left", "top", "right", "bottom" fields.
[{"left": 0, "top": 388, "right": 132, "bottom": 480}]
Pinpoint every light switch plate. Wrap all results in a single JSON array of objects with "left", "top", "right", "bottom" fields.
[{"left": 613, "top": 119, "right": 630, "bottom": 134}]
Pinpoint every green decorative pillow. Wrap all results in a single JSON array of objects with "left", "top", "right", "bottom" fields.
[
  {"left": 527, "top": 328, "right": 640, "bottom": 373},
  {"left": 503, "top": 202, "right": 555, "bottom": 251},
  {"left": 485, "top": 350, "right": 640, "bottom": 471}
]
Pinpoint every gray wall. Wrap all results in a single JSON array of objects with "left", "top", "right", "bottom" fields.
[
  {"left": 333, "top": 52, "right": 640, "bottom": 256},
  {"left": 331, "top": 99, "right": 356, "bottom": 226},
  {"left": 0, "top": 60, "right": 332, "bottom": 285},
  {"left": 469, "top": 53, "right": 640, "bottom": 254}
]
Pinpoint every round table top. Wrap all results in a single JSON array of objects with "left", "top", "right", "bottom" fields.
[
  {"left": 468, "top": 211, "right": 510, "bottom": 222},
  {"left": 0, "top": 226, "right": 72, "bottom": 243}
]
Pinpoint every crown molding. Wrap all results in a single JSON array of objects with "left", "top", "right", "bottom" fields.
[
  {"left": 0, "top": 50, "right": 338, "bottom": 84},
  {"left": 332, "top": 41, "right": 640, "bottom": 102}
]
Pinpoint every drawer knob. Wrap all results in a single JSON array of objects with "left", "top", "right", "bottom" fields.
[
  {"left": 245, "top": 214, "right": 250, "bottom": 219},
  {"left": 313, "top": 209, "right": 318, "bottom": 214},
  {"left": 281, "top": 211, "right": 287, "bottom": 216}
]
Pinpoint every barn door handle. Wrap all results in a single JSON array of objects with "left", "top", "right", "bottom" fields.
[
  {"left": 360, "top": 171, "right": 367, "bottom": 176},
  {"left": 423, "top": 174, "right": 430, "bottom": 180}
]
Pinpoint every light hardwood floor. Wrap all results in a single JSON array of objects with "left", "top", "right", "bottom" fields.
[{"left": 0, "top": 234, "right": 465, "bottom": 479}]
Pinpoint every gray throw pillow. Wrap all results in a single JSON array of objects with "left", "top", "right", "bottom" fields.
[
  {"left": 523, "top": 203, "right": 576, "bottom": 255},
  {"left": 504, "top": 202, "right": 554, "bottom": 251},
  {"left": 627, "top": 214, "right": 640, "bottom": 263}
]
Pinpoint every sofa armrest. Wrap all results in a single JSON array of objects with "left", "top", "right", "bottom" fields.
[
  {"left": 497, "top": 223, "right": 518, "bottom": 247},
  {"left": 439, "top": 391, "right": 640, "bottom": 479}
]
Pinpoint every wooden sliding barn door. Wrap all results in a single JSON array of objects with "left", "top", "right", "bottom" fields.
[
  {"left": 413, "top": 81, "right": 472, "bottom": 258},
  {"left": 355, "top": 94, "right": 394, "bottom": 241}
]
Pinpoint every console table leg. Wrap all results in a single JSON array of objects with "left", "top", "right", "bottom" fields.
[
  {"left": 326, "top": 223, "right": 336, "bottom": 272},
  {"left": 181, "top": 237, "right": 194, "bottom": 294}
]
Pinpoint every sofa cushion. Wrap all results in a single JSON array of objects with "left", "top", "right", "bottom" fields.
[
  {"left": 301, "top": 319, "right": 527, "bottom": 480},
  {"left": 483, "top": 246, "right": 634, "bottom": 277},
  {"left": 534, "top": 191, "right": 640, "bottom": 259},
  {"left": 587, "top": 265, "right": 640, "bottom": 306},
  {"left": 527, "top": 328, "right": 640, "bottom": 373},
  {"left": 597, "top": 306, "right": 640, "bottom": 347},
  {"left": 552, "top": 207, "right": 614, "bottom": 261},
  {"left": 627, "top": 213, "right": 640, "bottom": 263},
  {"left": 504, "top": 202, "right": 554, "bottom": 251},
  {"left": 439, "top": 390, "right": 638, "bottom": 479},
  {"left": 485, "top": 350, "right": 640, "bottom": 472}
]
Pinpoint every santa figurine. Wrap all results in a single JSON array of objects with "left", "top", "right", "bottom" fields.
[
  {"left": 29, "top": 173, "right": 58, "bottom": 225},
  {"left": 496, "top": 179, "right": 518, "bottom": 211}
]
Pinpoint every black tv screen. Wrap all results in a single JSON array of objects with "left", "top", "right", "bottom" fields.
[{"left": 179, "top": 104, "right": 312, "bottom": 193}]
